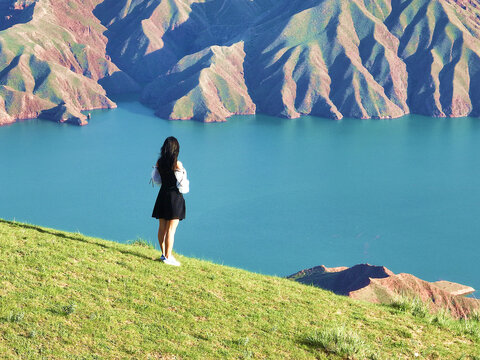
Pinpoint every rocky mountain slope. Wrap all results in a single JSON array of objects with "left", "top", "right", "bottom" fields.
[
  {"left": 0, "top": 0, "right": 137, "bottom": 125},
  {"left": 2, "top": 0, "right": 480, "bottom": 125},
  {"left": 288, "top": 264, "right": 479, "bottom": 319}
]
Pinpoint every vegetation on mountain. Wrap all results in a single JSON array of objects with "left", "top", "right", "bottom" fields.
[
  {"left": 0, "top": 0, "right": 136, "bottom": 126},
  {"left": 96, "top": 0, "right": 480, "bottom": 122},
  {"left": 1, "top": 219, "right": 480, "bottom": 359},
  {"left": 3, "top": 0, "right": 480, "bottom": 124}
]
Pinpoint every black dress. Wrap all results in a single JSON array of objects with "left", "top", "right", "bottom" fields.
[{"left": 152, "top": 169, "right": 186, "bottom": 220}]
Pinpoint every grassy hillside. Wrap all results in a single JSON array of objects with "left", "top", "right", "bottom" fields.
[{"left": 0, "top": 219, "right": 479, "bottom": 359}]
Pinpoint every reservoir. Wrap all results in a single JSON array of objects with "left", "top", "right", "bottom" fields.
[{"left": 1, "top": 98, "right": 479, "bottom": 296}]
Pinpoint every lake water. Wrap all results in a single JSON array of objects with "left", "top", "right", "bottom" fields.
[{"left": 1, "top": 98, "right": 479, "bottom": 297}]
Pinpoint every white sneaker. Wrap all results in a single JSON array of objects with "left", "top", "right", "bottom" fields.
[{"left": 163, "top": 255, "right": 181, "bottom": 266}]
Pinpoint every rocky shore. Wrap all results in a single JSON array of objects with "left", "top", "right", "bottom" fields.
[{"left": 288, "top": 264, "right": 479, "bottom": 319}]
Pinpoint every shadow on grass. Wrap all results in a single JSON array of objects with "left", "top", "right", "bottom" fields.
[
  {"left": 298, "top": 336, "right": 331, "bottom": 354},
  {"left": 0, "top": 219, "right": 157, "bottom": 262},
  {"left": 46, "top": 303, "right": 77, "bottom": 317},
  {"left": 297, "top": 326, "right": 371, "bottom": 359}
]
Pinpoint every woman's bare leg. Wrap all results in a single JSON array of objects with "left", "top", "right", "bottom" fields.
[
  {"left": 158, "top": 219, "right": 167, "bottom": 255},
  {"left": 164, "top": 219, "right": 179, "bottom": 259}
]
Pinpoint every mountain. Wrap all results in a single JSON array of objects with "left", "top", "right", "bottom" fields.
[
  {"left": 288, "top": 264, "right": 479, "bottom": 319},
  {"left": 2, "top": 0, "right": 480, "bottom": 125},
  {"left": 0, "top": 0, "right": 137, "bottom": 125}
]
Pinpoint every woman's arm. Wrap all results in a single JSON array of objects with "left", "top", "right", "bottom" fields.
[
  {"left": 175, "top": 166, "right": 189, "bottom": 194},
  {"left": 151, "top": 167, "right": 162, "bottom": 186}
]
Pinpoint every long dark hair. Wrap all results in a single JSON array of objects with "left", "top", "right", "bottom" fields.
[{"left": 157, "top": 136, "right": 179, "bottom": 172}]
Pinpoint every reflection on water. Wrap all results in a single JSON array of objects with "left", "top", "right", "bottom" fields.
[{"left": 1, "top": 100, "right": 479, "bottom": 297}]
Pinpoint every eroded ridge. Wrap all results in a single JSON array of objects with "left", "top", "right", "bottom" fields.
[{"left": 2, "top": 0, "right": 480, "bottom": 125}]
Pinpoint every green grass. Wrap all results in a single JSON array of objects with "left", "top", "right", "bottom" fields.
[
  {"left": 70, "top": 43, "right": 89, "bottom": 70},
  {"left": 126, "top": 237, "right": 156, "bottom": 249},
  {"left": 0, "top": 219, "right": 479, "bottom": 359},
  {"left": 389, "top": 294, "right": 480, "bottom": 342},
  {"left": 390, "top": 295, "right": 430, "bottom": 318},
  {"left": 303, "top": 325, "right": 371, "bottom": 359}
]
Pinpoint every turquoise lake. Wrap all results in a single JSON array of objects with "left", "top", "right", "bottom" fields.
[{"left": 1, "top": 98, "right": 479, "bottom": 297}]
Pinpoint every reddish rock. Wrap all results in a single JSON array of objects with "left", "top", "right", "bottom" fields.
[
  {"left": 39, "top": 102, "right": 88, "bottom": 125},
  {"left": 288, "top": 264, "right": 479, "bottom": 319},
  {"left": 142, "top": 42, "right": 256, "bottom": 122},
  {"left": 0, "top": 0, "right": 136, "bottom": 126},
  {"left": 433, "top": 280, "right": 475, "bottom": 297}
]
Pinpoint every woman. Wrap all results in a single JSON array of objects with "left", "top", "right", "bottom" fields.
[{"left": 151, "top": 136, "right": 189, "bottom": 266}]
